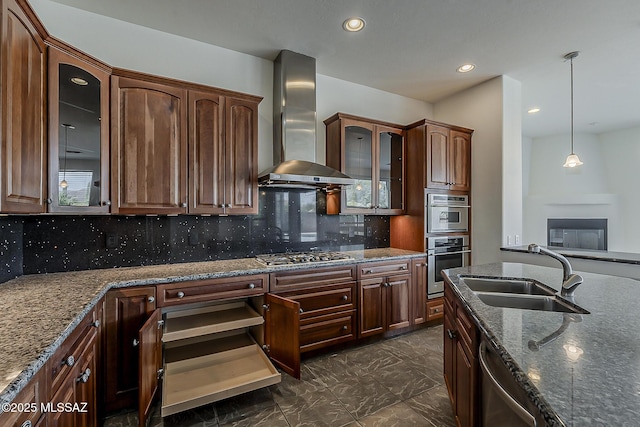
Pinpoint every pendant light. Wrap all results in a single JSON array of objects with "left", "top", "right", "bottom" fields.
[
  {"left": 562, "top": 51, "right": 583, "bottom": 168},
  {"left": 60, "top": 123, "right": 75, "bottom": 188}
]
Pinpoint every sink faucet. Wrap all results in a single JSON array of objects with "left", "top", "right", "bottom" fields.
[{"left": 527, "top": 244, "right": 583, "bottom": 297}]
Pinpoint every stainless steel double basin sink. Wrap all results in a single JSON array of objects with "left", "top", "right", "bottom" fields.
[{"left": 459, "top": 276, "right": 589, "bottom": 314}]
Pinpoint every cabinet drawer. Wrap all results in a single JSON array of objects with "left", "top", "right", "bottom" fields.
[
  {"left": 0, "top": 369, "right": 46, "bottom": 427},
  {"left": 270, "top": 265, "right": 356, "bottom": 292},
  {"left": 427, "top": 298, "right": 444, "bottom": 320},
  {"left": 49, "top": 307, "right": 99, "bottom": 397},
  {"left": 280, "top": 283, "right": 355, "bottom": 319},
  {"left": 157, "top": 274, "right": 267, "bottom": 307},
  {"left": 300, "top": 311, "right": 356, "bottom": 353},
  {"left": 456, "top": 304, "right": 478, "bottom": 356},
  {"left": 358, "top": 260, "right": 410, "bottom": 278}
]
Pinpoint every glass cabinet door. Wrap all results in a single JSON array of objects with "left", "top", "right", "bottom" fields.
[
  {"left": 48, "top": 46, "right": 110, "bottom": 212},
  {"left": 344, "top": 124, "right": 374, "bottom": 210},
  {"left": 377, "top": 128, "right": 404, "bottom": 211}
]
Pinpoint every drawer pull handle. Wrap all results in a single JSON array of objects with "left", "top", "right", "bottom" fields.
[
  {"left": 383, "top": 282, "right": 390, "bottom": 287},
  {"left": 76, "top": 368, "right": 91, "bottom": 384},
  {"left": 133, "top": 338, "right": 140, "bottom": 347},
  {"left": 447, "top": 329, "right": 457, "bottom": 340},
  {"left": 400, "top": 266, "right": 408, "bottom": 270},
  {"left": 365, "top": 269, "right": 374, "bottom": 274},
  {"left": 433, "top": 308, "right": 440, "bottom": 313},
  {"left": 299, "top": 308, "right": 304, "bottom": 314},
  {"left": 177, "top": 291, "right": 185, "bottom": 299},
  {"left": 92, "top": 320, "right": 100, "bottom": 328},
  {"left": 147, "top": 296, "right": 155, "bottom": 303},
  {"left": 62, "top": 355, "right": 75, "bottom": 367},
  {"left": 341, "top": 295, "right": 348, "bottom": 301},
  {"left": 342, "top": 325, "right": 348, "bottom": 331},
  {"left": 248, "top": 283, "right": 256, "bottom": 289},
  {"left": 21, "top": 421, "right": 32, "bottom": 427}
]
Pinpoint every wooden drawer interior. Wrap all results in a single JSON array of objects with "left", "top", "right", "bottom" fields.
[
  {"left": 163, "top": 301, "right": 263, "bottom": 342},
  {"left": 161, "top": 332, "right": 280, "bottom": 417}
]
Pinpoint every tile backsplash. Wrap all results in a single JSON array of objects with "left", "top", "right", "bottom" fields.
[{"left": 1, "top": 189, "right": 390, "bottom": 282}]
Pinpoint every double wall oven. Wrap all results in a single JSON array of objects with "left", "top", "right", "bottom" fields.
[{"left": 426, "top": 192, "right": 470, "bottom": 299}]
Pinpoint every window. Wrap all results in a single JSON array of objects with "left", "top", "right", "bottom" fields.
[{"left": 58, "top": 170, "right": 94, "bottom": 206}]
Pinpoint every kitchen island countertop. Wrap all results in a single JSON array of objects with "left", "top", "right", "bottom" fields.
[
  {"left": 444, "top": 262, "right": 640, "bottom": 427},
  {"left": 0, "top": 247, "right": 423, "bottom": 407}
]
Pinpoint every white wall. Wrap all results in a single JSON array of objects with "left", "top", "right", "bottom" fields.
[
  {"left": 433, "top": 77, "right": 506, "bottom": 264},
  {"left": 31, "top": 0, "right": 432, "bottom": 173}
]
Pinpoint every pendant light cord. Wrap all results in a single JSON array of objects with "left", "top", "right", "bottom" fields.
[{"left": 570, "top": 55, "right": 575, "bottom": 155}]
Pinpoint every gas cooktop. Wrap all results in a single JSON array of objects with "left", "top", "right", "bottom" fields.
[{"left": 255, "top": 251, "right": 354, "bottom": 266}]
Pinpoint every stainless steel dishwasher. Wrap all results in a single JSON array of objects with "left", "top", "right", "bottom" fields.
[{"left": 479, "top": 340, "right": 544, "bottom": 427}]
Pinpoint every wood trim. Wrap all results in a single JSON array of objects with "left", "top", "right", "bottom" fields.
[
  {"left": 45, "top": 36, "right": 111, "bottom": 73},
  {"left": 323, "top": 112, "right": 404, "bottom": 129},
  {"left": 14, "top": 0, "right": 48, "bottom": 39},
  {"left": 405, "top": 118, "right": 474, "bottom": 134},
  {"left": 112, "top": 67, "right": 263, "bottom": 104}
]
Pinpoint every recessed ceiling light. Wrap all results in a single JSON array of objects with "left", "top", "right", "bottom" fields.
[
  {"left": 456, "top": 63, "right": 475, "bottom": 73},
  {"left": 71, "top": 77, "right": 88, "bottom": 86},
  {"left": 343, "top": 17, "right": 366, "bottom": 32},
  {"left": 528, "top": 108, "right": 541, "bottom": 114}
]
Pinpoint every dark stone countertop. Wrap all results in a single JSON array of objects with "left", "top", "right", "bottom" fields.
[
  {"left": 0, "top": 248, "right": 424, "bottom": 407},
  {"left": 444, "top": 262, "right": 640, "bottom": 427},
  {"left": 501, "top": 245, "right": 640, "bottom": 265}
]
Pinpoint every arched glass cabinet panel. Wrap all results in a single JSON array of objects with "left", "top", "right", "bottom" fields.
[{"left": 48, "top": 45, "right": 110, "bottom": 212}]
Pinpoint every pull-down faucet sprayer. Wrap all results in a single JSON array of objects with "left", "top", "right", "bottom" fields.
[{"left": 527, "top": 244, "right": 583, "bottom": 297}]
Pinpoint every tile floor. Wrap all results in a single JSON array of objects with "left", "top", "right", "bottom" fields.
[{"left": 103, "top": 325, "right": 456, "bottom": 427}]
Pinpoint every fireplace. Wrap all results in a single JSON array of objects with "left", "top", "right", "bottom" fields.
[{"left": 547, "top": 218, "right": 607, "bottom": 251}]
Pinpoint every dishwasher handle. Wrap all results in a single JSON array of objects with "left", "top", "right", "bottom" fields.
[{"left": 479, "top": 341, "right": 537, "bottom": 427}]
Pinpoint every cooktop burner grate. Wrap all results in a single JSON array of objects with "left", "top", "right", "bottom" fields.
[{"left": 255, "top": 251, "right": 354, "bottom": 266}]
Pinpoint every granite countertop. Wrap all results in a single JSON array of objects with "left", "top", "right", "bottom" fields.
[
  {"left": 502, "top": 245, "right": 640, "bottom": 265},
  {"left": 444, "top": 262, "right": 640, "bottom": 427},
  {"left": 0, "top": 247, "right": 423, "bottom": 407}
]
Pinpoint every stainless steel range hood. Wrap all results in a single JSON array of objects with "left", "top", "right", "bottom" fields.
[{"left": 258, "top": 50, "right": 354, "bottom": 188}]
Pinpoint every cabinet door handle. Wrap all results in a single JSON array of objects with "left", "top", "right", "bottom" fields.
[
  {"left": 62, "top": 355, "right": 75, "bottom": 367},
  {"left": 299, "top": 308, "right": 304, "bottom": 314},
  {"left": 176, "top": 291, "right": 185, "bottom": 299},
  {"left": 341, "top": 295, "right": 348, "bottom": 301},
  {"left": 447, "top": 329, "right": 457, "bottom": 340},
  {"left": 133, "top": 338, "right": 140, "bottom": 347},
  {"left": 76, "top": 368, "right": 91, "bottom": 384},
  {"left": 226, "top": 204, "right": 232, "bottom": 208},
  {"left": 180, "top": 202, "right": 187, "bottom": 208},
  {"left": 400, "top": 265, "right": 408, "bottom": 270},
  {"left": 147, "top": 296, "right": 155, "bottom": 303},
  {"left": 102, "top": 200, "right": 112, "bottom": 206},
  {"left": 45, "top": 198, "right": 53, "bottom": 205},
  {"left": 248, "top": 283, "right": 256, "bottom": 289},
  {"left": 20, "top": 421, "right": 32, "bottom": 427},
  {"left": 91, "top": 320, "right": 100, "bottom": 328},
  {"left": 383, "top": 282, "right": 390, "bottom": 287}
]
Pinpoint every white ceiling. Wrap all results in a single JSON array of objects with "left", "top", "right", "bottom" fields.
[{"left": 52, "top": 0, "right": 640, "bottom": 138}]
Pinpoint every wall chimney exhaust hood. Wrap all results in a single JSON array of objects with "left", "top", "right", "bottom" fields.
[{"left": 258, "top": 50, "right": 355, "bottom": 189}]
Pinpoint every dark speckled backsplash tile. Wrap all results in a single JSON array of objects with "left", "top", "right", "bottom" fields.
[{"left": 1, "top": 189, "right": 389, "bottom": 280}]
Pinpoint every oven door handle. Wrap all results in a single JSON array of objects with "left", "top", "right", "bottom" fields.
[
  {"left": 429, "top": 204, "right": 471, "bottom": 208},
  {"left": 430, "top": 250, "right": 471, "bottom": 256}
]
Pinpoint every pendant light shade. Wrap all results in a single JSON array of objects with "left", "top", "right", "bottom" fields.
[{"left": 563, "top": 51, "right": 583, "bottom": 168}]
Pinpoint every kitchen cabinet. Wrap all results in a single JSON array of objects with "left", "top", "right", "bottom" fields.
[
  {"left": 111, "top": 74, "right": 188, "bottom": 214},
  {"left": 270, "top": 265, "right": 357, "bottom": 353},
  {"left": 105, "top": 275, "right": 300, "bottom": 425},
  {"left": 0, "top": 0, "right": 47, "bottom": 213},
  {"left": 188, "top": 91, "right": 259, "bottom": 215},
  {"left": 47, "top": 41, "right": 111, "bottom": 213},
  {"left": 324, "top": 113, "right": 405, "bottom": 215},
  {"left": 104, "top": 286, "right": 157, "bottom": 413},
  {"left": 444, "top": 280, "right": 479, "bottom": 427},
  {"left": 426, "top": 125, "right": 471, "bottom": 192},
  {"left": 358, "top": 260, "right": 411, "bottom": 337},
  {"left": 0, "top": 367, "right": 47, "bottom": 427},
  {"left": 47, "top": 301, "right": 101, "bottom": 427},
  {"left": 412, "top": 257, "right": 428, "bottom": 325}
]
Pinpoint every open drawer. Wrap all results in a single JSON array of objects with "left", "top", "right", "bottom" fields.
[
  {"left": 162, "top": 331, "right": 281, "bottom": 417},
  {"left": 137, "top": 294, "right": 300, "bottom": 426}
]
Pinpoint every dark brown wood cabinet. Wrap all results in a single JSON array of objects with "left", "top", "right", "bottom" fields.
[
  {"left": 358, "top": 260, "right": 411, "bottom": 337},
  {"left": 0, "top": 365, "right": 47, "bottom": 427},
  {"left": 324, "top": 113, "right": 405, "bottom": 215},
  {"left": 270, "top": 265, "right": 357, "bottom": 353},
  {"left": 412, "top": 257, "right": 428, "bottom": 325},
  {"left": 0, "top": 0, "right": 47, "bottom": 213},
  {"left": 47, "top": 41, "right": 111, "bottom": 213},
  {"left": 188, "top": 91, "right": 259, "bottom": 215},
  {"left": 104, "top": 286, "right": 157, "bottom": 413},
  {"left": 444, "top": 280, "right": 479, "bottom": 427},
  {"left": 426, "top": 124, "right": 471, "bottom": 192},
  {"left": 111, "top": 75, "right": 188, "bottom": 214}
]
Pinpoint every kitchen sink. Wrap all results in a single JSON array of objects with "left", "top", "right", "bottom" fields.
[
  {"left": 473, "top": 292, "right": 589, "bottom": 314},
  {"left": 459, "top": 276, "right": 556, "bottom": 296}
]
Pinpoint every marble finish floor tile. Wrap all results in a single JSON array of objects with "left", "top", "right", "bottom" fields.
[{"left": 101, "top": 326, "right": 453, "bottom": 427}]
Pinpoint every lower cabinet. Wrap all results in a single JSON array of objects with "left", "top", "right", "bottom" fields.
[
  {"left": 443, "top": 280, "right": 479, "bottom": 427},
  {"left": 0, "top": 367, "right": 47, "bottom": 427},
  {"left": 358, "top": 260, "right": 412, "bottom": 338},
  {"left": 104, "top": 274, "right": 300, "bottom": 426}
]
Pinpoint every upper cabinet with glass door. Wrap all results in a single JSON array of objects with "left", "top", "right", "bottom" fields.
[
  {"left": 47, "top": 43, "right": 111, "bottom": 212},
  {"left": 324, "top": 113, "right": 405, "bottom": 215}
]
